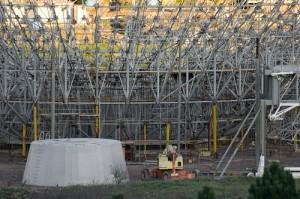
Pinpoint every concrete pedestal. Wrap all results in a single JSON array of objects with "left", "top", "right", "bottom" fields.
[{"left": 23, "top": 138, "right": 128, "bottom": 186}]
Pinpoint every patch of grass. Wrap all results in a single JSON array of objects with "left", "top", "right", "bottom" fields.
[
  {"left": 3, "top": 177, "right": 300, "bottom": 199},
  {"left": 0, "top": 188, "right": 29, "bottom": 199},
  {"left": 26, "top": 177, "right": 255, "bottom": 199},
  {"left": 112, "top": 193, "right": 124, "bottom": 199}
]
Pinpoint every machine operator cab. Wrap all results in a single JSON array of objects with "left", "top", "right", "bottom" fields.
[{"left": 158, "top": 145, "right": 184, "bottom": 170}]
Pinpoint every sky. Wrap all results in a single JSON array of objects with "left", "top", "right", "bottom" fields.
[{"left": 148, "top": 0, "right": 159, "bottom": 5}]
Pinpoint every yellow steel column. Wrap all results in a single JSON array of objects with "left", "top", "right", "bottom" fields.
[
  {"left": 166, "top": 123, "right": 171, "bottom": 146},
  {"left": 295, "top": 128, "right": 298, "bottom": 151},
  {"left": 33, "top": 105, "right": 38, "bottom": 141},
  {"left": 143, "top": 123, "right": 147, "bottom": 158},
  {"left": 212, "top": 103, "right": 217, "bottom": 155},
  {"left": 22, "top": 123, "right": 26, "bottom": 157},
  {"left": 95, "top": 104, "right": 100, "bottom": 138}
]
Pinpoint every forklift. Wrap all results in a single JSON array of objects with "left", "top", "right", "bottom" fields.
[{"left": 141, "top": 145, "right": 197, "bottom": 180}]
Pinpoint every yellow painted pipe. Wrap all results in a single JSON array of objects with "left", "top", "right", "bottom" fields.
[
  {"left": 166, "top": 123, "right": 171, "bottom": 146},
  {"left": 95, "top": 104, "right": 100, "bottom": 138},
  {"left": 22, "top": 123, "right": 26, "bottom": 158},
  {"left": 33, "top": 105, "right": 38, "bottom": 141},
  {"left": 143, "top": 123, "right": 147, "bottom": 157},
  {"left": 212, "top": 103, "right": 217, "bottom": 155}
]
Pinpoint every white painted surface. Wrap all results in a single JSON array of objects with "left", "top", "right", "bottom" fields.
[
  {"left": 285, "top": 167, "right": 300, "bottom": 179},
  {"left": 23, "top": 138, "right": 128, "bottom": 187},
  {"left": 86, "top": 0, "right": 97, "bottom": 6},
  {"left": 74, "top": 6, "right": 86, "bottom": 24},
  {"left": 256, "top": 155, "right": 265, "bottom": 177}
]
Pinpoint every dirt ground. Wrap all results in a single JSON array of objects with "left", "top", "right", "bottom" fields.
[
  {"left": 0, "top": 150, "right": 248, "bottom": 187},
  {"left": 1, "top": 142, "right": 300, "bottom": 187},
  {"left": 0, "top": 151, "right": 25, "bottom": 187}
]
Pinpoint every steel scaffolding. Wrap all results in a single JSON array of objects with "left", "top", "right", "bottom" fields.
[{"left": 1, "top": 0, "right": 300, "bottom": 167}]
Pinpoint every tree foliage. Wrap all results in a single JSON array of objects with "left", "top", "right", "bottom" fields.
[
  {"left": 75, "top": 0, "right": 86, "bottom": 4},
  {"left": 248, "top": 162, "right": 298, "bottom": 199},
  {"left": 198, "top": 186, "right": 216, "bottom": 199},
  {"left": 112, "top": 194, "right": 124, "bottom": 199}
]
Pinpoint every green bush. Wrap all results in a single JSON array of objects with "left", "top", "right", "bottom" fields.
[
  {"left": 248, "top": 162, "right": 298, "bottom": 199},
  {"left": 0, "top": 188, "right": 28, "bottom": 199},
  {"left": 112, "top": 193, "right": 124, "bottom": 199},
  {"left": 197, "top": 186, "right": 216, "bottom": 199}
]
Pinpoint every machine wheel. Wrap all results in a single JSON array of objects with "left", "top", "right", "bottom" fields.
[
  {"left": 163, "top": 171, "right": 171, "bottom": 181},
  {"left": 141, "top": 169, "right": 150, "bottom": 180},
  {"left": 193, "top": 169, "right": 200, "bottom": 177}
]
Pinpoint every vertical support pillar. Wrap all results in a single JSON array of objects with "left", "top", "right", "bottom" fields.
[
  {"left": 33, "top": 105, "right": 38, "bottom": 141},
  {"left": 259, "top": 100, "right": 266, "bottom": 158},
  {"left": 143, "top": 123, "right": 147, "bottom": 158},
  {"left": 212, "top": 103, "right": 217, "bottom": 155},
  {"left": 166, "top": 123, "right": 171, "bottom": 146},
  {"left": 294, "top": 128, "right": 298, "bottom": 151},
  {"left": 95, "top": 104, "right": 100, "bottom": 138},
  {"left": 294, "top": 108, "right": 298, "bottom": 152},
  {"left": 212, "top": 50, "right": 217, "bottom": 156},
  {"left": 255, "top": 37, "right": 263, "bottom": 167},
  {"left": 241, "top": 128, "right": 244, "bottom": 152},
  {"left": 22, "top": 123, "right": 26, "bottom": 157},
  {"left": 50, "top": 30, "right": 56, "bottom": 139},
  {"left": 256, "top": 100, "right": 266, "bottom": 169},
  {"left": 208, "top": 121, "right": 211, "bottom": 151},
  {"left": 95, "top": 5, "right": 100, "bottom": 138},
  {"left": 177, "top": 40, "right": 182, "bottom": 151}
]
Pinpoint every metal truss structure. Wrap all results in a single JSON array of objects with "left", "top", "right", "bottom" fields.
[{"left": 1, "top": 0, "right": 300, "bottom": 166}]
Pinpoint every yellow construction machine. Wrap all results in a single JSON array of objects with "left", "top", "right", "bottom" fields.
[{"left": 142, "top": 145, "right": 197, "bottom": 180}]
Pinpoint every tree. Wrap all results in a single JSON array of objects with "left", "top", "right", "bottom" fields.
[
  {"left": 112, "top": 194, "right": 124, "bottom": 199},
  {"left": 198, "top": 186, "right": 216, "bottom": 199},
  {"left": 248, "top": 162, "right": 298, "bottom": 199},
  {"left": 75, "top": 0, "right": 85, "bottom": 4}
]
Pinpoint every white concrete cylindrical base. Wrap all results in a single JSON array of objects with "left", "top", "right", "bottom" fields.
[{"left": 23, "top": 138, "right": 128, "bottom": 186}]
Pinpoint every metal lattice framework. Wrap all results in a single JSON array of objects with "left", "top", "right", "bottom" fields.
[{"left": 1, "top": 0, "right": 300, "bottom": 158}]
